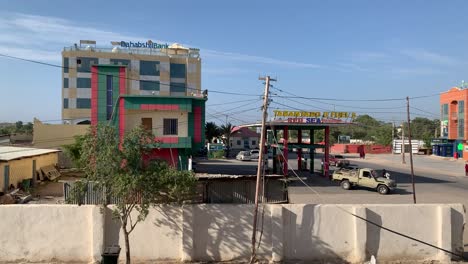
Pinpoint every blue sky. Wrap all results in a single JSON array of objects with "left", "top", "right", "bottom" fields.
[{"left": 0, "top": 0, "right": 466, "bottom": 125}]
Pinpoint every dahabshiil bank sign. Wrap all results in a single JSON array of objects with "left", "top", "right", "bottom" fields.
[{"left": 119, "top": 40, "right": 169, "bottom": 49}]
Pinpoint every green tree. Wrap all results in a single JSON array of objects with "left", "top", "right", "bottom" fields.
[
  {"left": 63, "top": 135, "right": 86, "bottom": 168},
  {"left": 75, "top": 125, "right": 196, "bottom": 264},
  {"left": 219, "top": 123, "right": 233, "bottom": 156},
  {"left": 373, "top": 123, "right": 393, "bottom": 145},
  {"left": 205, "top": 122, "right": 220, "bottom": 143}
]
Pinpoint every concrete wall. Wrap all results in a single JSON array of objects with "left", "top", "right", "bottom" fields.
[
  {"left": 0, "top": 204, "right": 464, "bottom": 263},
  {"left": 32, "top": 119, "right": 89, "bottom": 148},
  {"left": 0, "top": 205, "right": 103, "bottom": 263}
]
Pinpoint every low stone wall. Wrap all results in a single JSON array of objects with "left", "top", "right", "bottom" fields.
[{"left": 0, "top": 204, "right": 464, "bottom": 263}]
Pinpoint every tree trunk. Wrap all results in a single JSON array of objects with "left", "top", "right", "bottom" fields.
[{"left": 122, "top": 223, "right": 131, "bottom": 264}]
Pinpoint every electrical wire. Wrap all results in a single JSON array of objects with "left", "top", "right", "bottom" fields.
[
  {"left": 0, "top": 53, "right": 262, "bottom": 97},
  {"left": 268, "top": 132, "right": 465, "bottom": 260}
]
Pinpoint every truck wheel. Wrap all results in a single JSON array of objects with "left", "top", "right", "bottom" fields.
[
  {"left": 377, "top": 185, "right": 389, "bottom": 195},
  {"left": 341, "top": 180, "right": 351, "bottom": 190}
]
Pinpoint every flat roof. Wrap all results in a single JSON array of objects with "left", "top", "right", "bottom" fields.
[{"left": 0, "top": 146, "right": 60, "bottom": 161}]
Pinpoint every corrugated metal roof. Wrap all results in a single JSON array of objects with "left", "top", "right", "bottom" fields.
[{"left": 0, "top": 146, "right": 60, "bottom": 161}]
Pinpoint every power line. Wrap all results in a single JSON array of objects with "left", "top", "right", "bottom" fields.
[
  {"left": 268, "top": 133, "right": 464, "bottom": 260},
  {"left": 0, "top": 53, "right": 261, "bottom": 97},
  {"left": 271, "top": 86, "right": 407, "bottom": 110}
]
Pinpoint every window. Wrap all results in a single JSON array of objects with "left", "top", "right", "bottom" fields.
[
  {"left": 441, "top": 104, "right": 448, "bottom": 120},
  {"left": 170, "top": 82, "right": 186, "bottom": 94},
  {"left": 142, "top": 118, "right": 152, "bottom": 131},
  {"left": 170, "top": 63, "right": 186, "bottom": 78},
  {"left": 252, "top": 140, "right": 256, "bottom": 145},
  {"left": 77, "top": 57, "right": 98, "bottom": 72},
  {"left": 140, "top": 61, "right": 160, "bottom": 76},
  {"left": 64, "top": 78, "right": 69, "bottom": 88},
  {"left": 63, "top": 98, "right": 69, "bottom": 109},
  {"left": 163, "top": 119, "right": 178, "bottom": 135},
  {"left": 459, "top": 119, "right": 464, "bottom": 139},
  {"left": 140, "top": 80, "right": 160, "bottom": 91},
  {"left": 77, "top": 78, "right": 91, "bottom": 88},
  {"left": 237, "top": 140, "right": 241, "bottom": 145},
  {"left": 76, "top": 98, "right": 91, "bottom": 108},
  {"left": 106, "top": 75, "right": 113, "bottom": 120},
  {"left": 63, "top": 57, "right": 69, "bottom": 73},
  {"left": 110, "top": 59, "right": 130, "bottom": 66}
]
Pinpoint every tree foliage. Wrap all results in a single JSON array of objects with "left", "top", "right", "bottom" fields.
[
  {"left": 0, "top": 121, "right": 33, "bottom": 135},
  {"left": 72, "top": 124, "right": 197, "bottom": 264},
  {"left": 219, "top": 122, "right": 233, "bottom": 156},
  {"left": 205, "top": 121, "right": 221, "bottom": 143},
  {"left": 311, "top": 115, "right": 438, "bottom": 146}
]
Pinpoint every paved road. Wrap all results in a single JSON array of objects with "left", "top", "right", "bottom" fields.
[
  {"left": 195, "top": 153, "right": 468, "bottom": 257},
  {"left": 287, "top": 153, "right": 468, "bottom": 258}
]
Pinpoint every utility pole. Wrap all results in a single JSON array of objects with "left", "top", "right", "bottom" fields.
[
  {"left": 392, "top": 121, "right": 395, "bottom": 152},
  {"left": 407, "top": 96, "right": 417, "bottom": 204},
  {"left": 401, "top": 123, "right": 406, "bottom": 164},
  {"left": 251, "top": 76, "right": 275, "bottom": 263}
]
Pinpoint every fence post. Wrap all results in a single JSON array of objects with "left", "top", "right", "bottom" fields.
[{"left": 271, "top": 205, "right": 284, "bottom": 261}]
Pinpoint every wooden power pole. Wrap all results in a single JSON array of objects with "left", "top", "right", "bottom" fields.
[
  {"left": 401, "top": 123, "right": 406, "bottom": 164},
  {"left": 251, "top": 76, "right": 275, "bottom": 262},
  {"left": 407, "top": 96, "right": 416, "bottom": 204}
]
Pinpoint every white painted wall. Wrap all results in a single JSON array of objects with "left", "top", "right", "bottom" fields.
[
  {"left": 0, "top": 204, "right": 464, "bottom": 263},
  {"left": 0, "top": 205, "right": 103, "bottom": 263}
]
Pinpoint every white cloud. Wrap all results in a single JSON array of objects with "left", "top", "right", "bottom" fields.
[
  {"left": 203, "top": 49, "right": 323, "bottom": 69},
  {"left": 350, "top": 51, "right": 390, "bottom": 62},
  {"left": 400, "top": 49, "right": 457, "bottom": 65},
  {"left": 0, "top": 12, "right": 325, "bottom": 70}
]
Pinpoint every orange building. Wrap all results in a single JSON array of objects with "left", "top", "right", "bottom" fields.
[{"left": 439, "top": 87, "right": 467, "bottom": 159}]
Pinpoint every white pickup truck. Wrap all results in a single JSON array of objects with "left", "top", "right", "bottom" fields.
[{"left": 332, "top": 167, "right": 396, "bottom": 195}]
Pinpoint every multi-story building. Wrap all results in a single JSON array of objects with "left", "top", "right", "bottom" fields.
[
  {"left": 438, "top": 87, "right": 467, "bottom": 159},
  {"left": 62, "top": 40, "right": 206, "bottom": 168}
]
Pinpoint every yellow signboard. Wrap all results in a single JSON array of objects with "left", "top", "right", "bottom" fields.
[{"left": 273, "top": 110, "right": 356, "bottom": 119}]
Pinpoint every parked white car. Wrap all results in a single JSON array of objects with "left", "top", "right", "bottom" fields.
[
  {"left": 236, "top": 151, "right": 252, "bottom": 161},
  {"left": 250, "top": 149, "right": 260, "bottom": 159}
]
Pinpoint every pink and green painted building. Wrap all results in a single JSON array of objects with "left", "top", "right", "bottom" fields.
[{"left": 90, "top": 64, "right": 206, "bottom": 169}]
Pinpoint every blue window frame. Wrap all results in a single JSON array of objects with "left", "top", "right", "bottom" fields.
[
  {"left": 106, "top": 75, "right": 113, "bottom": 120},
  {"left": 77, "top": 78, "right": 91, "bottom": 88},
  {"left": 63, "top": 98, "right": 69, "bottom": 109},
  {"left": 77, "top": 98, "right": 91, "bottom": 109},
  {"left": 64, "top": 78, "right": 69, "bottom": 88},
  {"left": 140, "top": 61, "right": 160, "bottom": 76},
  {"left": 77, "top": 57, "right": 98, "bottom": 72},
  {"left": 110, "top": 59, "right": 130, "bottom": 66},
  {"left": 140, "top": 80, "right": 160, "bottom": 91},
  {"left": 63, "top": 57, "right": 69, "bottom": 73},
  {"left": 170, "top": 63, "right": 186, "bottom": 78},
  {"left": 170, "top": 82, "right": 186, "bottom": 93}
]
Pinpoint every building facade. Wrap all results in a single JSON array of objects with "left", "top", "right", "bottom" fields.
[
  {"left": 62, "top": 41, "right": 202, "bottom": 124},
  {"left": 229, "top": 127, "right": 260, "bottom": 151},
  {"left": 438, "top": 87, "right": 467, "bottom": 159},
  {"left": 62, "top": 40, "right": 206, "bottom": 168}
]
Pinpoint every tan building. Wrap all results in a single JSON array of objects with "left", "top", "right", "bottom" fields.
[
  {"left": 62, "top": 40, "right": 202, "bottom": 124},
  {"left": 0, "top": 146, "right": 59, "bottom": 191},
  {"left": 32, "top": 118, "right": 89, "bottom": 148}
]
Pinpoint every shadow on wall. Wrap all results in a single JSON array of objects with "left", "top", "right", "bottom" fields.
[
  {"left": 284, "top": 204, "right": 350, "bottom": 263},
  {"left": 451, "top": 208, "right": 465, "bottom": 259},
  {"left": 105, "top": 207, "right": 121, "bottom": 246},
  {"left": 365, "top": 209, "right": 382, "bottom": 260}
]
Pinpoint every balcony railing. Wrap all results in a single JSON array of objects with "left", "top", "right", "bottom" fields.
[{"left": 63, "top": 46, "right": 200, "bottom": 58}]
